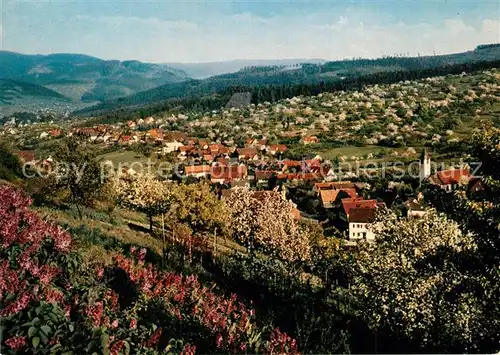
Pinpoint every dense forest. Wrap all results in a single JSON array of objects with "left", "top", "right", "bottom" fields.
[
  {"left": 75, "top": 44, "right": 500, "bottom": 120},
  {"left": 81, "top": 58, "right": 500, "bottom": 126}
]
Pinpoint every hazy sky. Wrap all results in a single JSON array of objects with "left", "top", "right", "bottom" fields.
[{"left": 0, "top": 0, "right": 499, "bottom": 63}]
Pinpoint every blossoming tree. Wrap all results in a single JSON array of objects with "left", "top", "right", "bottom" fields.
[
  {"left": 351, "top": 209, "right": 484, "bottom": 351},
  {"left": 117, "top": 174, "right": 171, "bottom": 233},
  {"left": 226, "top": 188, "right": 311, "bottom": 262}
]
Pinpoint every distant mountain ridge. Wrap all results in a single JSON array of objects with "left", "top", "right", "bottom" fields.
[
  {"left": 0, "top": 51, "right": 189, "bottom": 103},
  {"left": 166, "top": 59, "right": 327, "bottom": 79},
  {"left": 75, "top": 44, "right": 500, "bottom": 117}
]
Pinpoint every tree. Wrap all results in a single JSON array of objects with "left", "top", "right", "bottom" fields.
[
  {"left": 226, "top": 188, "right": 310, "bottom": 262},
  {"left": 118, "top": 174, "right": 170, "bottom": 233},
  {"left": 0, "top": 143, "right": 22, "bottom": 181},
  {"left": 165, "top": 183, "right": 229, "bottom": 260},
  {"left": 53, "top": 139, "right": 104, "bottom": 219},
  {"left": 351, "top": 209, "right": 488, "bottom": 352}
]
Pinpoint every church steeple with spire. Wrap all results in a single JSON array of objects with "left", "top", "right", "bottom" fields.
[{"left": 420, "top": 148, "right": 431, "bottom": 181}]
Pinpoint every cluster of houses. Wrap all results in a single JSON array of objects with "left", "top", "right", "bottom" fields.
[
  {"left": 314, "top": 181, "right": 384, "bottom": 242},
  {"left": 13, "top": 127, "right": 485, "bottom": 245}
]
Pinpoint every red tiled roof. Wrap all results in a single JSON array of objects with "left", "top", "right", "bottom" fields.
[
  {"left": 237, "top": 147, "right": 258, "bottom": 157},
  {"left": 185, "top": 165, "right": 211, "bottom": 175},
  {"left": 16, "top": 150, "right": 36, "bottom": 162},
  {"left": 269, "top": 144, "right": 288, "bottom": 152},
  {"left": 209, "top": 144, "right": 225, "bottom": 151},
  {"left": 435, "top": 168, "right": 470, "bottom": 185},
  {"left": 211, "top": 165, "right": 247, "bottom": 179},
  {"left": 305, "top": 159, "right": 322, "bottom": 168},
  {"left": 320, "top": 190, "right": 340, "bottom": 205},
  {"left": 148, "top": 129, "right": 163, "bottom": 139},
  {"left": 215, "top": 158, "right": 229, "bottom": 166},
  {"left": 314, "top": 181, "right": 355, "bottom": 190},
  {"left": 303, "top": 136, "right": 319, "bottom": 142},
  {"left": 349, "top": 208, "right": 376, "bottom": 223},
  {"left": 282, "top": 160, "right": 302, "bottom": 168},
  {"left": 320, "top": 188, "right": 357, "bottom": 206},
  {"left": 341, "top": 198, "right": 378, "bottom": 216},
  {"left": 179, "top": 145, "right": 195, "bottom": 153}
]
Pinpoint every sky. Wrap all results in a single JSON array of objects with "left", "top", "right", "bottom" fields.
[{"left": 0, "top": 0, "right": 499, "bottom": 63}]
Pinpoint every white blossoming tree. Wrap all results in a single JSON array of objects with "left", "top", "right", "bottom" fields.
[
  {"left": 118, "top": 174, "right": 171, "bottom": 233},
  {"left": 226, "top": 188, "right": 310, "bottom": 262},
  {"left": 352, "top": 209, "right": 483, "bottom": 351}
]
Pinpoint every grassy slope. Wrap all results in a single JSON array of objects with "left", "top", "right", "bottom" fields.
[{"left": 33, "top": 203, "right": 245, "bottom": 266}]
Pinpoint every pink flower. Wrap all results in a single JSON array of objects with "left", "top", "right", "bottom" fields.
[
  {"left": 49, "top": 225, "right": 72, "bottom": 252},
  {"left": 96, "top": 267, "right": 104, "bottom": 279},
  {"left": 86, "top": 302, "right": 104, "bottom": 328},
  {"left": 144, "top": 327, "right": 162, "bottom": 348},
  {"left": 111, "top": 319, "right": 119, "bottom": 328},
  {"left": 239, "top": 342, "right": 247, "bottom": 352},
  {"left": 43, "top": 287, "right": 64, "bottom": 304},
  {"left": 0, "top": 293, "right": 31, "bottom": 316},
  {"left": 216, "top": 333, "right": 223, "bottom": 349},
  {"left": 110, "top": 340, "right": 125, "bottom": 355},
  {"left": 180, "top": 344, "right": 196, "bottom": 355},
  {"left": 138, "top": 248, "right": 147, "bottom": 261},
  {"left": 49, "top": 337, "right": 60, "bottom": 346},
  {"left": 39, "top": 265, "right": 61, "bottom": 285},
  {"left": 5, "top": 336, "right": 27, "bottom": 350},
  {"left": 129, "top": 318, "right": 137, "bottom": 329},
  {"left": 65, "top": 305, "right": 71, "bottom": 317}
]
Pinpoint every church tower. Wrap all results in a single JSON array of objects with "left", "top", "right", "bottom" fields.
[{"left": 420, "top": 149, "right": 431, "bottom": 181}]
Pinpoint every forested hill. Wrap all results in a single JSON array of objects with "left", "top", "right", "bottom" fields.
[
  {"left": 75, "top": 44, "right": 500, "bottom": 119},
  {"left": 0, "top": 79, "right": 72, "bottom": 107},
  {"left": 0, "top": 51, "right": 189, "bottom": 102},
  {"left": 75, "top": 45, "right": 500, "bottom": 121}
]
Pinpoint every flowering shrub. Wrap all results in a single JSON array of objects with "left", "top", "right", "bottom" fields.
[
  {"left": 0, "top": 187, "right": 79, "bottom": 353},
  {"left": 0, "top": 186, "right": 299, "bottom": 354},
  {"left": 103, "top": 251, "right": 299, "bottom": 354}
]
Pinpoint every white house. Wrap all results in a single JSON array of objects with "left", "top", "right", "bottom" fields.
[
  {"left": 162, "top": 140, "right": 184, "bottom": 154},
  {"left": 406, "top": 199, "right": 427, "bottom": 218},
  {"left": 348, "top": 208, "right": 376, "bottom": 241}
]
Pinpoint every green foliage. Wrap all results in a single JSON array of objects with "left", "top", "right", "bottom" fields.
[
  {"left": 53, "top": 138, "right": 105, "bottom": 218},
  {"left": 0, "top": 143, "right": 22, "bottom": 181}
]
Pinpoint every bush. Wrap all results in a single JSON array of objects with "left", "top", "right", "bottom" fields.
[{"left": 0, "top": 186, "right": 298, "bottom": 354}]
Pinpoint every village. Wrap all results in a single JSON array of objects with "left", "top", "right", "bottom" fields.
[
  {"left": 1, "top": 69, "right": 495, "bottom": 247},
  {"left": 9, "top": 116, "right": 485, "bottom": 246}
]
